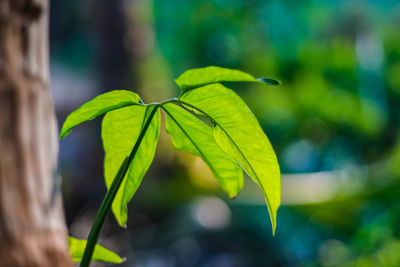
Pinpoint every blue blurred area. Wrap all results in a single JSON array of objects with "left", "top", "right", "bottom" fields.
[{"left": 51, "top": 0, "right": 400, "bottom": 266}]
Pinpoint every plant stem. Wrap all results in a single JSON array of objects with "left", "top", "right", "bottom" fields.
[{"left": 80, "top": 105, "right": 159, "bottom": 267}]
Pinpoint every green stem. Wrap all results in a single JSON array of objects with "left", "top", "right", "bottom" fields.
[{"left": 80, "top": 105, "right": 159, "bottom": 267}]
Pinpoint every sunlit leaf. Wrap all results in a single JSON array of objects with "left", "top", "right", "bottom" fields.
[
  {"left": 175, "top": 66, "right": 280, "bottom": 92},
  {"left": 102, "top": 105, "right": 161, "bottom": 226},
  {"left": 163, "top": 102, "right": 243, "bottom": 198},
  {"left": 179, "top": 83, "right": 281, "bottom": 234},
  {"left": 68, "top": 236, "right": 124, "bottom": 263},
  {"left": 60, "top": 90, "right": 141, "bottom": 139}
]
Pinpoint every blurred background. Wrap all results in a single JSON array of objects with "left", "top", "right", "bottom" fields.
[{"left": 51, "top": 0, "right": 400, "bottom": 266}]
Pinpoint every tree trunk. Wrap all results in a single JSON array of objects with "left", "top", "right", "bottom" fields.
[{"left": 0, "top": 0, "right": 72, "bottom": 266}]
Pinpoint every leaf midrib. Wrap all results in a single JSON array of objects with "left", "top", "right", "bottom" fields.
[
  {"left": 162, "top": 104, "right": 235, "bottom": 194},
  {"left": 60, "top": 101, "right": 145, "bottom": 139},
  {"left": 118, "top": 105, "right": 151, "bottom": 219},
  {"left": 173, "top": 99, "right": 274, "bottom": 223}
]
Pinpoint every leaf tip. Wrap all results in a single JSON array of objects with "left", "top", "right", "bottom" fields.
[
  {"left": 270, "top": 206, "right": 279, "bottom": 236},
  {"left": 112, "top": 207, "right": 128, "bottom": 229},
  {"left": 272, "top": 222, "right": 277, "bottom": 236},
  {"left": 174, "top": 78, "right": 184, "bottom": 90},
  {"left": 116, "top": 218, "right": 127, "bottom": 229},
  {"left": 59, "top": 129, "right": 70, "bottom": 139},
  {"left": 119, "top": 215, "right": 128, "bottom": 229},
  {"left": 257, "top": 77, "right": 281, "bottom": 86},
  {"left": 228, "top": 192, "right": 238, "bottom": 199}
]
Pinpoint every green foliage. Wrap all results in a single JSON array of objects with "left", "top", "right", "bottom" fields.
[
  {"left": 59, "top": 90, "right": 141, "bottom": 139},
  {"left": 68, "top": 236, "right": 124, "bottom": 263},
  {"left": 164, "top": 102, "right": 243, "bottom": 198},
  {"left": 60, "top": 66, "right": 280, "bottom": 266},
  {"left": 102, "top": 105, "right": 161, "bottom": 227},
  {"left": 175, "top": 66, "right": 280, "bottom": 91},
  {"left": 179, "top": 83, "right": 280, "bottom": 233}
]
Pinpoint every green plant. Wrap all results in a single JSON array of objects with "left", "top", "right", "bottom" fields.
[{"left": 60, "top": 66, "right": 281, "bottom": 266}]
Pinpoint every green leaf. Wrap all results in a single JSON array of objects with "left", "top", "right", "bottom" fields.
[
  {"left": 60, "top": 90, "right": 141, "bottom": 139},
  {"left": 163, "top": 102, "right": 243, "bottom": 198},
  {"left": 179, "top": 83, "right": 281, "bottom": 234},
  {"left": 68, "top": 236, "right": 124, "bottom": 263},
  {"left": 175, "top": 66, "right": 280, "bottom": 92},
  {"left": 102, "top": 105, "right": 161, "bottom": 226}
]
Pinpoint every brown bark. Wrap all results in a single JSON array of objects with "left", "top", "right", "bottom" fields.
[{"left": 0, "top": 0, "right": 72, "bottom": 266}]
